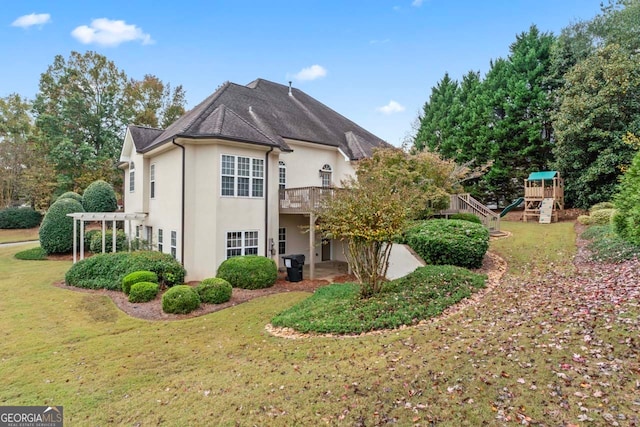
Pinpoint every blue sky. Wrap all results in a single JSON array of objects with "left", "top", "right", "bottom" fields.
[{"left": 2, "top": 0, "right": 603, "bottom": 146}]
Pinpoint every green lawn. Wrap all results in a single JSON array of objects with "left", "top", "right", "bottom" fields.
[
  {"left": 1, "top": 222, "right": 638, "bottom": 425},
  {"left": 0, "top": 227, "right": 39, "bottom": 244}
]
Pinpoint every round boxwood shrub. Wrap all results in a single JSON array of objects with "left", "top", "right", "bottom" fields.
[
  {"left": 65, "top": 251, "right": 185, "bottom": 290},
  {"left": 589, "top": 202, "right": 615, "bottom": 214},
  {"left": 82, "top": 180, "right": 117, "bottom": 212},
  {"left": 128, "top": 281, "right": 159, "bottom": 303},
  {"left": 196, "top": 278, "right": 232, "bottom": 304},
  {"left": 89, "top": 229, "right": 127, "bottom": 253},
  {"left": 589, "top": 208, "right": 616, "bottom": 225},
  {"left": 449, "top": 213, "right": 482, "bottom": 224},
  {"left": 39, "top": 198, "right": 85, "bottom": 254},
  {"left": 162, "top": 285, "right": 200, "bottom": 314},
  {"left": 0, "top": 207, "right": 43, "bottom": 229},
  {"left": 405, "top": 219, "right": 489, "bottom": 269},
  {"left": 577, "top": 215, "right": 592, "bottom": 225},
  {"left": 84, "top": 229, "right": 102, "bottom": 249},
  {"left": 122, "top": 270, "right": 158, "bottom": 294},
  {"left": 57, "top": 191, "right": 83, "bottom": 204},
  {"left": 216, "top": 255, "right": 277, "bottom": 289}
]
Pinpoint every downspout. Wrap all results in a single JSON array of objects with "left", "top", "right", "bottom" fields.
[
  {"left": 264, "top": 146, "right": 274, "bottom": 256},
  {"left": 172, "top": 139, "right": 186, "bottom": 265}
]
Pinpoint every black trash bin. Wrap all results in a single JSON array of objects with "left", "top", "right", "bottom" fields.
[{"left": 282, "top": 254, "right": 305, "bottom": 282}]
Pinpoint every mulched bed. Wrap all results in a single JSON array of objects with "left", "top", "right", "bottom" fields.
[{"left": 53, "top": 271, "right": 357, "bottom": 321}]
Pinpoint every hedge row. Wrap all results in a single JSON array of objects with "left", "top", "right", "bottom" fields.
[
  {"left": 0, "top": 207, "right": 42, "bottom": 229},
  {"left": 65, "top": 251, "right": 185, "bottom": 290},
  {"left": 405, "top": 219, "right": 489, "bottom": 269}
]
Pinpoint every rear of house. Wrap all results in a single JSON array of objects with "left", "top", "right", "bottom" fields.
[{"left": 120, "top": 79, "right": 390, "bottom": 281}]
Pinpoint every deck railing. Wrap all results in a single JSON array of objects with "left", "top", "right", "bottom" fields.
[
  {"left": 445, "top": 193, "right": 501, "bottom": 231},
  {"left": 279, "top": 187, "right": 335, "bottom": 214}
]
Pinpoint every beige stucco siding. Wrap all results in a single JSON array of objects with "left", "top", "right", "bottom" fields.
[
  {"left": 183, "top": 141, "right": 279, "bottom": 280},
  {"left": 279, "top": 139, "right": 356, "bottom": 188}
]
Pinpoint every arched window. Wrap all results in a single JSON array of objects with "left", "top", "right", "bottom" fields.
[
  {"left": 129, "top": 162, "right": 135, "bottom": 192},
  {"left": 320, "top": 164, "right": 332, "bottom": 188},
  {"left": 278, "top": 161, "right": 286, "bottom": 190}
]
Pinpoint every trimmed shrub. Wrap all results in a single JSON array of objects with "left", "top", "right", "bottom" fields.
[
  {"left": 577, "top": 215, "right": 592, "bottom": 225},
  {"left": 614, "top": 147, "right": 640, "bottom": 244},
  {"left": 449, "top": 213, "right": 482, "bottom": 224},
  {"left": 39, "top": 198, "right": 85, "bottom": 254},
  {"left": 405, "top": 219, "right": 489, "bottom": 269},
  {"left": 84, "top": 229, "right": 102, "bottom": 249},
  {"left": 589, "top": 202, "right": 615, "bottom": 213},
  {"left": 65, "top": 251, "right": 185, "bottom": 290},
  {"left": 589, "top": 208, "right": 615, "bottom": 225},
  {"left": 162, "top": 285, "right": 200, "bottom": 314},
  {"left": 122, "top": 270, "right": 158, "bottom": 294},
  {"left": 57, "top": 192, "right": 83, "bottom": 204},
  {"left": 82, "top": 180, "right": 117, "bottom": 212},
  {"left": 14, "top": 246, "right": 47, "bottom": 260},
  {"left": 89, "top": 229, "right": 127, "bottom": 253},
  {"left": 128, "top": 282, "right": 159, "bottom": 303},
  {"left": 216, "top": 255, "right": 277, "bottom": 289},
  {"left": 0, "top": 207, "right": 42, "bottom": 229},
  {"left": 196, "top": 278, "right": 232, "bottom": 304}
]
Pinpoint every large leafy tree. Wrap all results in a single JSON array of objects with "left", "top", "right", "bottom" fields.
[
  {"left": 552, "top": 44, "right": 640, "bottom": 208},
  {"left": 126, "top": 74, "right": 186, "bottom": 128},
  {"left": 318, "top": 148, "right": 463, "bottom": 298},
  {"left": 0, "top": 94, "right": 33, "bottom": 207},
  {"left": 32, "top": 51, "right": 132, "bottom": 192}
]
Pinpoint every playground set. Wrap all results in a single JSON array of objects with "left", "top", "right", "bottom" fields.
[{"left": 440, "top": 170, "right": 565, "bottom": 230}]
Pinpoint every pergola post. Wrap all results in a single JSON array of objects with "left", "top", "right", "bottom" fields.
[
  {"left": 101, "top": 218, "right": 106, "bottom": 254},
  {"left": 72, "top": 218, "right": 77, "bottom": 263},
  {"left": 79, "top": 219, "right": 85, "bottom": 260},
  {"left": 112, "top": 220, "right": 116, "bottom": 253}
]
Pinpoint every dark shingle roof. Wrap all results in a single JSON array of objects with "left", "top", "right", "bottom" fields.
[
  {"left": 128, "top": 125, "right": 164, "bottom": 151},
  {"left": 134, "top": 78, "right": 390, "bottom": 159}
]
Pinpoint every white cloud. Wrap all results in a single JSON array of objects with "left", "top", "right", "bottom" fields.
[
  {"left": 71, "top": 18, "right": 154, "bottom": 47},
  {"left": 11, "top": 13, "right": 51, "bottom": 28},
  {"left": 377, "top": 100, "right": 406, "bottom": 115},
  {"left": 292, "top": 64, "right": 327, "bottom": 81},
  {"left": 412, "top": 0, "right": 424, "bottom": 6}
]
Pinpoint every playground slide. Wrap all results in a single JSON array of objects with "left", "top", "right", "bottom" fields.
[{"left": 500, "top": 197, "right": 525, "bottom": 217}]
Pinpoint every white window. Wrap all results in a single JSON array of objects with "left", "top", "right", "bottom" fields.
[
  {"left": 226, "top": 231, "right": 259, "bottom": 258},
  {"left": 320, "top": 164, "right": 332, "bottom": 188},
  {"left": 158, "top": 229, "right": 163, "bottom": 252},
  {"left": 146, "top": 226, "right": 153, "bottom": 246},
  {"left": 278, "top": 227, "right": 286, "bottom": 255},
  {"left": 150, "top": 164, "right": 156, "bottom": 199},
  {"left": 221, "top": 155, "right": 264, "bottom": 197},
  {"left": 129, "top": 162, "right": 135, "bottom": 192},
  {"left": 170, "top": 230, "right": 177, "bottom": 258},
  {"left": 278, "top": 161, "right": 286, "bottom": 190}
]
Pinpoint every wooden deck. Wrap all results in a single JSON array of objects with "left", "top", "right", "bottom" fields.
[{"left": 279, "top": 187, "right": 335, "bottom": 214}]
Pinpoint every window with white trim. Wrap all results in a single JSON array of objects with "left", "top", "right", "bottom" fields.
[
  {"left": 158, "top": 229, "right": 163, "bottom": 252},
  {"left": 278, "top": 161, "right": 286, "bottom": 190},
  {"left": 129, "top": 162, "right": 135, "bottom": 192},
  {"left": 226, "top": 231, "right": 259, "bottom": 258},
  {"left": 150, "top": 164, "right": 156, "bottom": 199},
  {"left": 278, "top": 227, "right": 286, "bottom": 255},
  {"left": 320, "top": 164, "right": 332, "bottom": 188},
  {"left": 221, "top": 155, "right": 264, "bottom": 197},
  {"left": 170, "top": 230, "right": 177, "bottom": 258}
]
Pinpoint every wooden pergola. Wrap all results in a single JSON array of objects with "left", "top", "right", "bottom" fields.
[{"left": 66, "top": 212, "right": 148, "bottom": 263}]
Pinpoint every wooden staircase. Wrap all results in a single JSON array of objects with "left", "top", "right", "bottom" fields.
[{"left": 440, "top": 193, "right": 501, "bottom": 233}]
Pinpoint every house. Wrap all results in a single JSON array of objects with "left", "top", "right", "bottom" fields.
[{"left": 119, "top": 78, "right": 391, "bottom": 281}]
